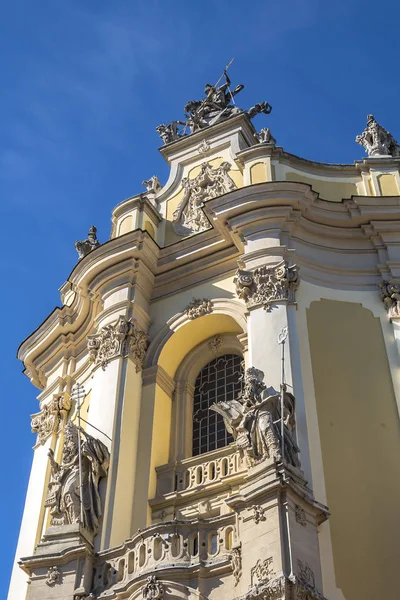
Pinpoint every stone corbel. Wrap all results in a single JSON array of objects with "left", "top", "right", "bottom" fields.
[
  {"left": 87, "top": 316, "right": 149, "bottom": 372},
  {"left": 234, "top": 260, "right": 299, "bottom": 311},
  {"left": 31, "top": 393, "right": 71, "bottom": 446}
]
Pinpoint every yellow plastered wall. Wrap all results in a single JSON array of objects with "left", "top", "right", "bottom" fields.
[
  {"left": 307, "top": 299, "right": 400, "bottom": 600},
  {"left": 286, "top": 171, "right": 357, "bottom": 201},
  {"left": 144, "top": 220, "right": 155, "bottom": 238},
  {"left": 378, "top": 173, "right": 399, "bottom": 196},
  {"left": 119, "top": 215, "right": 133, "bottom": 236},
  {"left": 250, "top": 162, "right": 267, "bottom": 184}
]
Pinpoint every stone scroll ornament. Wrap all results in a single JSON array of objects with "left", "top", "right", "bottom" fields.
[
  {"left": 379, "top": 279, "right": 400, "bottom": 320},
  {"left": 210, "top": 367, "right": 300, "bottom": 467},
  {"left": 173, "top": 161, "right": 237, "bottom": 235},
  {"left": 87, "top": 316, "right": 149, "bottom": 372},
  {"left": 156, "top": 66, "right": 272, "bottom": 144},
  {"left": 356, "top": 114, "right": 400, "bottom": 158},
  {"left": 234, "top": 261, "right": 299, "bottom": 311},
  {"left": 45, "top": 421, "right": 110, "bottom": 534},
  {"left": 31, "top": 394, "right": 71, "bottom": 446}
]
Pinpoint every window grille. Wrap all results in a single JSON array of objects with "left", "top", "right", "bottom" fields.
[{"left": 192, "top": 354, "right": 244, "bottom": 456}]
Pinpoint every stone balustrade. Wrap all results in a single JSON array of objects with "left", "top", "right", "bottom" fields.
[
  {"left": 93, "top": 515, "right": 238, "bottom": 596},
  {"left": 154, "top": 445, "right": 246, "bottom": 498}
]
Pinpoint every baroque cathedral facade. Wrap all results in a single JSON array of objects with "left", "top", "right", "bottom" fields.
[{"left": 8, "top": 75, "right": 400, "bottom": 600}]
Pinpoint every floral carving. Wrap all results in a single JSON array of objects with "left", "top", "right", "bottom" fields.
[
  {"left": 142, "top": 575, "right": 164, "bottom": 600},
  {"left": 234, "top": 261, "right": 299, "bottom": 310},
  {"left": 295, "top": 504, "right": 306, "bottom": 526},
  {"left": 252, "top": 504, "right": 267, "bottom": 524},
  {"left": 185, "top": 298, "right": 213, "bottom": 320},
  {"left": 46, "top": 565, "right": 61, "bottom": 586},
  {"left": 251, "top": 557, "right": 274, "bottom": 587},
  {"left": 31, "top": 394, "right": 71, "bottom": 446},
  {"left": 230, "top": 544, "right": 242, "bottom": 586},
  {"left": 356, "top": 114, "right": 400, "bottom": 158},
  {"left": 379, "top": 279, "right": 400, "bottom": 320},
  {"left": 87, "top": 316, "right": 149, "bottom": 372},
  {"left": 173, "top": 161, "right": 236, "bottom": 235}
]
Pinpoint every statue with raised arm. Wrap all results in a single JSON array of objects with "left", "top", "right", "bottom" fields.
[
  {"left": 45, "top": 421, "right": 110, "bottom": 534},
  {"left": 210, "top": 367, "right": 300, "bottom": 467}
]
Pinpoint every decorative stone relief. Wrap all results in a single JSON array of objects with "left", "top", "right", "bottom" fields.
[
  {"left": 46, "top": 565, "right": 61, "bottom": 586},
  {"left": 87, "top": 316, "right": 149, "bottom": 372},
  {"left": 142, "top": 176, "right": 162, "bottom": 194},
  {"left": 379, "top": 279, "right": 400, "bottom": 320},
  {"left": 230, "top": 544, "right": 242, "bottom": 586},
  {"left": 185, "top": 297, "right": 213, "bottom": 320},
  {"left": 75, "top": 226, "right": 100, "bottom": 260},
  {"left": 297, "top": 560, "right": 315, "bottom": 588},
  {"left": 211, "top": 366, "right": 300, "bottom": 467},
  {"left": 255, "top": 127, "right": 276, "bottom": 145},
  {"left": 173, "top": 161, "right": 236, "bottom": 235},
  {"left": 252, "top": 504, "right": 267, "bottom": 524},
  {"left": 142, "top": 575, "right": 164, "bottom": 600},
  {"left": 295, "top": 504, "right": 306, "bottom": 526},
  {"left": 234, "top": 261, "right": 299, "bottom": 310},
  {"left": 197, "top": 139, "right": 211, "bottom": 154},
  {"left": 157, "top": 69, "right": 272, "bottom": 142},
  {"left": 31, "top": 394, "right": 71, "bottom": 445},
  {"left": 45, "top": 421, "right": 110, "bottom": 534},
  {"left": 209, "top": 334, "right": 223, "bottom": 355},
  {"left": 356, "top": 114, "right": 400, "bottom": 157},
  {"left": 251, "top": 557, "right": 273, "bottom": 586}
]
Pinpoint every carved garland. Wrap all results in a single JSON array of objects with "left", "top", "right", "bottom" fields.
[
  {"left": 185, "top": 297, "right": 213, "bottom": 320},
  {"left": 234, "top": 261, "right": 299, "bottom": 310},
  {"left": 31, "top": 394, "right": 71, "bottom": 446},
  {"left": 87, "top": 316, "right": 149, "bottom": 372}
]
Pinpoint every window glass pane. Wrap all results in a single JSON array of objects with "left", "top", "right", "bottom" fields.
[{"left": 192, "top": 354, "right": 243, "bottom": 456}]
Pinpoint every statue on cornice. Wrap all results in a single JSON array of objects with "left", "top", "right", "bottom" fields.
[
  {"left": 156, "top": 64, "right": 272, "bottom": 144},
  {"left": 210, "top": 367, "right": 300, "bottom": 467},
  {"left": 75, "top": 225, "right": 100, "bottom": 260},
  {"left": 356, "top": 114, "right": 400, "bottom": 158},
  {"left": 45, "top": 422, "right": 109, "bottom": 534}
]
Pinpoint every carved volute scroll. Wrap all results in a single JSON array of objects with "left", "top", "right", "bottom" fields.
[
  {"left": 173, "top": 161, "right": 236, "bottom": 235},
  {"left": 87, "top": 316, "right": 149, "bottom": 372},
  {"left": 31, "top": 394, "right": 71, "bottom": 446},
  {"left": 234, "top": 261, "right": 299, "bottom": 310}
]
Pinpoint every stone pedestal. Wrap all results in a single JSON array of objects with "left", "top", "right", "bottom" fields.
[{"left": 19, "top": 525, "right": 94, "bottom": 600}]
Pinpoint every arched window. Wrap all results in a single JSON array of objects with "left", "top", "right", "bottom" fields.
[{"left": 192, "top": 354, "right": 244, "bottom": 456}]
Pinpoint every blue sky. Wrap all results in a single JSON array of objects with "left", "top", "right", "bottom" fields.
[{"left": 2, "top": 0, "right": 400, "bottom": 594}]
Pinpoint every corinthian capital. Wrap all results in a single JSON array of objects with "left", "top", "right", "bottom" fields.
[
  {"left": 87, "top": 316, "right": 149, "bottom": 372},
  {"left": 234, "top": 261, "right": 299, "bottom": 310},
  {"left": 31, "top": 394, "right": 71, "bottom": 446}
]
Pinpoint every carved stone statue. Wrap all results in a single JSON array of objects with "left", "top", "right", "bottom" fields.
[
  {"left": 142, "top": 176, "right": 162, "bottom": 194},
  {"left": 45, "top": 422, "right": 110, "bottom": 534},
  {"left": 173, "top": 161, "right": 236, "bottom": 235},
  {"left": 356, "top": 114, "right": 400, "bottom": 158},
  {"left": 210, "top": 367, "right": 300, "bottom": 466},
  {"left": 379, "top": 279, "right": 400, "bottom": 319},
  {"left": 156, "top": 68, "right": 272, "bottom": 144},
  {"left": 75, "top": 226, "right": 100, "bottom": 260},
  {"left": 255, "top": 127, "right": 276, "bottom": 145}
]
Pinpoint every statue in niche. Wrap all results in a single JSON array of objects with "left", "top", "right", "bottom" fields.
[
  {"left": 45, "top": 422, "right": 110, "bottom": 534},
  {"left": 210, "top": 367, "right": 300, "bottom": 466}
]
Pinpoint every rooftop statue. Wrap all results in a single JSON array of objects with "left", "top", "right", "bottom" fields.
[
  {"left": 156, "top": 62, "right": 272, "bottom": 144},
  {"left": 75, "top": 225, "right": 100, "bottom": 260},
  {"left": 356, "top": 114, "right": 400, "bottom": 158}
]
